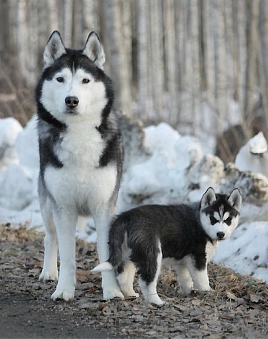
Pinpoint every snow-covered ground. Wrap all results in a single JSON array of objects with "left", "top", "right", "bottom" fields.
[{"left": 0, "top": 116, "right": 267, "bottom": 283}]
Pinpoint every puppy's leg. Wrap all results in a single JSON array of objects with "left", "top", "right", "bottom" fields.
[
  {"left": 39, "top": 197, "right": 58, "bottom": 282},
  {"left": 94, "top": 211, "right": 124, "bottom": 300},
  {"left": 174, "top": 262, "right": 193, "bottom": 295},
  {"left": 51, "top": 208, "right": 77, "bottom": 301},
  {"left": 139, "top": 245, "right": 164, "bottom": 306},
  {"left": 117, "top": 261, "right": 139, "bottom": 298},
  {"left": 186, "top": 258, "right": 211, "bottom": 292}
]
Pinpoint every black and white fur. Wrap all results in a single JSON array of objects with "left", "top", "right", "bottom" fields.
[
  {"left": 92, "top": 187, "right": 242, "bottom": 305},
  {"left": 36, "top": 31, "right": 124, "bottom": 301}
]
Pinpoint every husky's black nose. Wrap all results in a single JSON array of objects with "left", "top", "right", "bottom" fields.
[
  {"left": 217, "top": 232, "right": 225, "bottom": 240},
  {"left": 65, "top": 96, "right": 79, "bottom": 108}
]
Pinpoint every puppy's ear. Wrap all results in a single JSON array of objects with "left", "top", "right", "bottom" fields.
[
  {"left": 82, "top": 32, "right": 105, "bottom": 69},
  {"left": 201, "top": 187, "right": 217, "bottom": 209},
  {"left": 43, "top": 31, "right": 66, "bottom": 68},
  {"left": 228, "top": 188, "right": 242, "bottom": 212}
]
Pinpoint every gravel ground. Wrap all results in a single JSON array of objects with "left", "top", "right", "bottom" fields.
[{"left": 0, "top": 224, "right": 267, "bottom": 338}]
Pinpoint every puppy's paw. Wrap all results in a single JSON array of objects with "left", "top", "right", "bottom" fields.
[
  {"left": 180, "top": 287, "right": 192, "bottom": 296},
  {"left": 103, "top": 288, "right": 125, "bottom": 301},
  {"left": 51, "top": 288, "right": 74, "bottom": 301},
  {"left": 147, "top": 294, "right": 165, "bottom": 307},
  {"left": 124, "top": 292, "right": 140, "bottom": 299}
]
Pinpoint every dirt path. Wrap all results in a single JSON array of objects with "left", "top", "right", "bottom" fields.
[{"left": 0, "top": 224, "right": 267, "bottom": 338}]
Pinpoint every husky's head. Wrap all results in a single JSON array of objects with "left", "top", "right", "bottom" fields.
[
  {"left": 200, "top": 187, "right": 242, "bottom": 241},
  {"left": 36, "top": 31, "right": 112, "bottom": 126}
]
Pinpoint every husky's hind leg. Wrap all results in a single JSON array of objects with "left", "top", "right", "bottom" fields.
[
  {"left": 117, "top": 261, "right": 139, "bottom": 298},
  {"left": 39, "top": 186, "right": 58, "bottom": 282},
  {"left": 94, "top": 210, "right": 124, "bottom": 300}
]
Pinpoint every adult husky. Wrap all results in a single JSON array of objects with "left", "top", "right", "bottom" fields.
[{"left": 36, "top": 31, "right": 124, "bottom": 301}]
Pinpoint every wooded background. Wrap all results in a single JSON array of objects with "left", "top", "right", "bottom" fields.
[{"left": 0, "top": 0, "right": 268, "bottom": 161}]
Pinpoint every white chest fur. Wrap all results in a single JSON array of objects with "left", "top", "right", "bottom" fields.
[
  {"left": 44, "top": 121, "right": 117, "bottom": 214},
  {"left": 57, "top": 120, "right": 104, "bottom": 167}
]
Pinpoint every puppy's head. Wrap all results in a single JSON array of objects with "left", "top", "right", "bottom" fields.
[{"left": 200, "top": 187, "right": 242, "bottom": 241}]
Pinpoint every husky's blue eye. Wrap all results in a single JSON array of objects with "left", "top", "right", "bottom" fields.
[
  {"left": 56, "top": 77, "right": 64, "bottom": 83},
  {"left": 82, "top": 78, "right": 90, "bottom": 84}
]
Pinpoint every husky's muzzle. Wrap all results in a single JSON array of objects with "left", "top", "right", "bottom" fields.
[{"left": 65, "top": 96, "right": 79, "bottom": 114}]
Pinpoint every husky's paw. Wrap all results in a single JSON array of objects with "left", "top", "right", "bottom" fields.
[
  {"left": 51, "top": 288, "right": 74, "bottom": 301},
  {"left": 198, "top": 287, "right": 215, "bottom": 293},
  {"left": 103, "top": 288, "right": 125, "bottom": 301},
  {"left": 196, "top": 285, "right": 212, "bottom": 292},
  {"left": 39, "top": 270, "right": 58, "bottom": 281}
]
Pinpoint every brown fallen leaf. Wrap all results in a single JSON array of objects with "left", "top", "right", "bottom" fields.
[
  {"left": 76, "top": 269, "right": 89, "bottom": 283},
  {"left": 226, "top": 291, "right": 237, "bottom": 301},
  {"left": 249, "top": 294, "right": 261, "bottom": 303}
]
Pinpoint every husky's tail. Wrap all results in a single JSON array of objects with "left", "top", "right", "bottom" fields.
[{"left": 91, "top": 215, "right": 127, "bottom": 273}]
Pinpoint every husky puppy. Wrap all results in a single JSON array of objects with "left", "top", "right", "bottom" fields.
[
  {"left": 92, "top": 187, "right": 242, "bottom": 305},
  {"left": 36, "top": 31, "right": 124, "bottom": 301}
]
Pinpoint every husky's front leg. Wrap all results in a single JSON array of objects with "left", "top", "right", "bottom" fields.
[
  {"left": 94, "top": 211, "right": 124, "bottom": 300},
  {"left": 39, "top": 198, "right": 58, "bottom": 282},
  {"left": 51, "top": 209, "right": 77, "bottom": 301}
]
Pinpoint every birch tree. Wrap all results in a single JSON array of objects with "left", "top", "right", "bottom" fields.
[
  {"left": 163, "top": 0, "right": 177, "bottom": 125},
  {"left": 137, "top": 0, "right": 150, "bottom": 118}
]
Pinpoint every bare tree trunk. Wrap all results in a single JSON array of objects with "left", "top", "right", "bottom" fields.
[
  {"left": 164, "top": 0, "right": 177, "bottom": 126},
  {"left": 82, "top": 0, "right": 100, "bottom": 36},
  {"left": 73, "top": 1, "right": 84, "bottom": 48},
  {"left": 217, "top": 0, "right": 227, "bottom": 132},
  {"left": 191, "top": 0, "right": 201, "bottom": 136},
  {"left": 243, "top": 0, "right": 259, "bottom": 138},
  {"left": 137, "top": 0, "right": 150, "bottom": 118},
  {"left": 103, "top": 0, "right": 132, "bottom": 114},
  {"left": 16, "top": 0, "right": 28, "bottom": 81},
  {"left": 0, "top": 0, "right": 11, "bottom": 68},
  {"left": 174, "top": 0, "right": 185, "bottom": 126},
  {"left": 28, "top": 0, "right": 39, "bottom": 86},
  {"left": 63, "top": 0, "right": 73, "bottom": 47},
  {"left": 47, "top": 0, "right": 58, "bottom": 32},
  {"left": 257, "top": 0, "right": 268, "bottom": 132},
  {"left": 149, "top": 0, "right": 164, "bottom": 122},
  {"left": 203, "top": 0, "right": 216, "bottom": 132}
]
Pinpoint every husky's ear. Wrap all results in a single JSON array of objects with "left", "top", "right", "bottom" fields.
[
  {"left": 43, "top": 31, "right": 66, "bottom": 68},
  {"left": 200, "top": 187, "right": 217, "bottom": 209},
  {"left": 83, "top": 32, "right": 105, "bottom": 69},
  {"left": 228, "top": 188, "right": 242, "bottom": 212}
]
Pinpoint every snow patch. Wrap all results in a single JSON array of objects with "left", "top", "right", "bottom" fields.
[{"left": 0, "top": 116, "right": 267, "bottom": 284}]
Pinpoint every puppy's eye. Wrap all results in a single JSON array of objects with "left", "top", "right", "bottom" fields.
[
  {"left": 210, "top": 216, "right": 218, "bottom": 225},
  {"left": 225, "top": 217, "right": 232, "bottom": 225},
  {"left": 82, "top": 78, "right": 90, "bottom": 84},
  {"left": 56, "top": 77, "right": 64, "bottom": 83}
]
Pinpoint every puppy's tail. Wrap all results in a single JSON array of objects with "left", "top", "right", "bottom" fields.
[
  {"left": 91, "top": 261, "right": 113, "bottom": 273},
  {"left": 91, "top": 214, "right": 127, "bottom": 273}
]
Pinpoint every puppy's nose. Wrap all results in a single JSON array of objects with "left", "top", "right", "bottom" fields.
[
  {"left": 217, "top": 232, "right": 225, "bottom": 240},
  {"left": 65, "top": 96, "right": 79, "bottom": 108}
]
